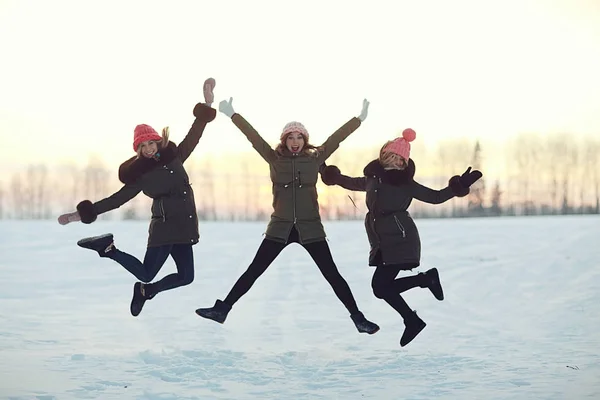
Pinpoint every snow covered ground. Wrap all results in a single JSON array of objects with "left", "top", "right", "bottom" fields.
[{"left": 1, "top": 216, "right": 599, "bottom": 399}]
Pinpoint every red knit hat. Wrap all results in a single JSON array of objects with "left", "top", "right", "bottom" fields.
[
  {"left": 382, "top": 128, "right": 416, "bottom": 160},
  {"left": 133, "top": 124, "right": 162, "bottom": 151}
]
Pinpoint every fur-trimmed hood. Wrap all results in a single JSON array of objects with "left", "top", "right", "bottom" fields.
[
  {"left": 362, "top": 158, "right": 416, "bottom": 186},
  {"left": 118, "top": 141, "right": 178, "bottom": 185}
]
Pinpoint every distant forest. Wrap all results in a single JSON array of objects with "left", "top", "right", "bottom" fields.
[{"left": 2, "top": 132, "right": 599, "bottom": 221}]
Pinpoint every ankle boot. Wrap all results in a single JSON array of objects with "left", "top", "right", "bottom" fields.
[
  {"left": 195, "top": 299, "right": 232, "bottom": 324},
  {"left": 130, "top": 282, "right": 152, "bottom": 317},
  {"left": 421, "top": 268, "right": 444, "bottom": 301},
  {"left": 77, "top": 233, "right": 115, "bottom": 258},
  {"left": 350, "top": 311, "right": 380, "bottom": 334},
  {"left": 400, "top": 311, "right": 426, "bottom": 347}
]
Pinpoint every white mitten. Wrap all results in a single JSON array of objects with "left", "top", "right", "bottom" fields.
[
  {"left": 219, "top": 97, "right": 235, "bottom": 118},
  {"left": 58, "top": 211, "right": 81, "bottom": 225},
  {"left": 358, "top": 98, "right": 370, "bottom": 122}
]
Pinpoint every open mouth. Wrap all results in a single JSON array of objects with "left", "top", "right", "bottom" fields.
[{"left": 291, "top": 146, "right": 300, "bottom": 152}]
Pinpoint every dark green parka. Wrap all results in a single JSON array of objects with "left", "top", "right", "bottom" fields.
[
  {"left": 231, "top": 113, "right": 363, "bottom": 244},
  {"left": 76, "top": 103, "right": 216, "bottom": 247},
  {"left": 320, "top": 159, "right": 469, "bottom": 269}
]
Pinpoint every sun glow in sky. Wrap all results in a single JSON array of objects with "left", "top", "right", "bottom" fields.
[{"left": 1, "top": 0, "right": 599, "bottom": 180}]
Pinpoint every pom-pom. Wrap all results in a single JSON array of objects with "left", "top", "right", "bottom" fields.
[{"left": 402, "top": 128, "right": 416, "bottom": 142}]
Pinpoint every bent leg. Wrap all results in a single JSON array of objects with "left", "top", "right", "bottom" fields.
[
  {"left": 145, "top": 244, "right": 194, "bottom": 297},
  {"left": 110, "top": 245, "right": 172, "bottom": 282},
  {"left": 371, "top": 265, "right": 415, "bottom": 319}
]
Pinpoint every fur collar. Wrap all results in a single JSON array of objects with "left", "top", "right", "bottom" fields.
[
  {"left": 363, "top": 158, "right": 416, "bottom": 186},
  {"left": 118, "top": 141, "right": 178, "bottom": 185}
]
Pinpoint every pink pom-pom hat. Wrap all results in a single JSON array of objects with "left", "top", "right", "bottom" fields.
[
  {"left": 382, "top": 128, "right": 416, "bottom": 160},
  {"left": 280, "top": 121, "right": 309, "bottom": 141}
]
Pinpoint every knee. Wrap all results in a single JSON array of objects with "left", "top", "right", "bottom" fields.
[
  {"left": 371, "top": 280, "right": 389, "bottom": 300},
  {"left": 182, "top": 271, "right": 194, "bottom": 286}
]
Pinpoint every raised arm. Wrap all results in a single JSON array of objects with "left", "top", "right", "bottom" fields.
[
  {"left": 316, "top": 99, "right": 370, "bottom": 163},
  {"left": 177, "top": 103, "right": 217, "bottom": 163},
  {"left": 219, "top": 97, "right": 276, "bottom": 164},
  {"left": 177, "top": 78, "right": 218, "bottom": 163},
  {"left": 319, "top": 163, "right": 367, "bottom": 191}
]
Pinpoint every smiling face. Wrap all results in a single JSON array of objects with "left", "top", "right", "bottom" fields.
[
  {"left": 138, "top": 140, "right": 159, "bottom": 158},
  {"left": 380, "top": 151, "right": 408, "bottom": 170},
  {"left": 285, "top": 132, "right": 305, "bottom": 154}
]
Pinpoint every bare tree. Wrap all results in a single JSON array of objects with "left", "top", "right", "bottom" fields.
[
  {"left": 201, "top": 156, "right": 218, "bottom": 220},
  {"left": 0, "top": 183, "right": 4, "bottom": 219},
  {"left": 582, "top": 136, "right": 600, "bottom": 213},
  {"left": 559, "top": 135, "right": 579, "bottom": 214},
  {"left": 7, "top": 165, "right": 48, "bottom": 219},
  {"left": 507, "top": 133, "right": 541, "bottom": 215},
  {"left": 82, "top": 155, "right": 110, "bottom": 219},
  {"left": 435, "top": 138, "right": 472, "bottom": 216},
  {"left": 468, "top": 140, "right": 485, "bottom": 215},
  {"left": 489, "top": 180, "right": 502, "bottom": 216},
  {"left": 10, "top": 172, "right": 25, "bottom": 219},
  {"left": 24, "top": 164, "right": 51, "bottom": 219}
]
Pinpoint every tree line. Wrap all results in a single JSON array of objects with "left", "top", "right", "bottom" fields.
[{"left": 2, "top": 132, "right": 599, "bottom": 221}]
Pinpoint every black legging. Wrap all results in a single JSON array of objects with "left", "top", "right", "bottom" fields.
[
  {"left": 223, "top": 226, "right": 360, "bottom": 314},
  {"left": 371, "top": 263, "right": 424, "bottom": 320},
  {"left": 110, "top": 243, "right": 194, "bottom": 298}
]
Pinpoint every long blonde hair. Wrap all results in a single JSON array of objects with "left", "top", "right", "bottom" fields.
[
  {"left": 136, "top": 127, "right": 170, "bottom": 158},
  {"left": 379, "top": 141, "right": 408, "bottom": 170}
]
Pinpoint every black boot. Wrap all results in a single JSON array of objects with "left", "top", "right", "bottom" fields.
[
  {"left": 195, "top": 299, "right": 232, "bottom": 324},
  {"left": 77, "top": 233, "right": 115, "bottom": 258},
  {"left": 400, "top": 311, "right": 426, "bottom": 347},
  {"left": 130, "top": 282, "right": 153, "bottom": 317},
  {"left": 350, "top": 312, "right": 380, "bottom": 334},
  {"left": 421, "top": 268, "right": 444, "bottom": 301}
]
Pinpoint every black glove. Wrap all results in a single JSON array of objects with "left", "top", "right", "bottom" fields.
[
  {"left": 458, "top": 167, "right": 482, "bottom": 188},
  {"left": 319, "top": 163, "right": 342, "bottom": 186}
]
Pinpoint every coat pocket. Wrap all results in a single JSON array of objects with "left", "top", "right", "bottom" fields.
[
  {"left": 393, "top": 215, "right": 406, "bottom": 238},
  {"left": 159, "top": 198, "right": 165, "bottom": 222},
  {"left": 152, "top": 199, "right": 166, "bottom": 221}
]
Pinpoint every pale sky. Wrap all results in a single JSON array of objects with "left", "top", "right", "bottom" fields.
[{"left": 1, "top": 0, "right": 599, "bottom": 178}]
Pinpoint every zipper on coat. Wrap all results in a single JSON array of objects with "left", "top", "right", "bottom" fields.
[
  {"left": 291, "top": 156, "right": 302, "bottom": 243},
  {"left": 160, "top": 198, "right": 166, "bottom": 222},
  {"left": 393, "top": 215, "right": 406, "bottom": 238},
  {"left": 292, "top": 156, "right": 297, "bottom": 224}
]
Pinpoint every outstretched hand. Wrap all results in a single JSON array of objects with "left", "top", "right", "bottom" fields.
[
  {"left": 58, "top": 211, "right": 81, "bottom": 225},
  {"left": 459, "top": 166, "right": 483, "bottom": 188},
  {"left": 219, "top": 97, "right": 235, "bottom": 118},
  {"left": 358, "top": 98, "right": 370, "bottom": 122}
]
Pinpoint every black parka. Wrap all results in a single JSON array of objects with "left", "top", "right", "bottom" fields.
[
  {"left": 76, "top": 103, "right": 216, "bottom": 247},
  {"left": 321, "top": 159, "right": 468, "bottom": 269}
]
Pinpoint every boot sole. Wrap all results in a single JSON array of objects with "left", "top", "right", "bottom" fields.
[
  {"left": 365, "top": 326, "right": 380, "bottom": 335},
  {"left": 427, "top": 268, "right": 444, "bottom": 301},
  {"left": 195, "top": 309, "right": 226, "bottom": 324},
  {"left": 77, "top": 233, "right": 114, "bottom": 248}
]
